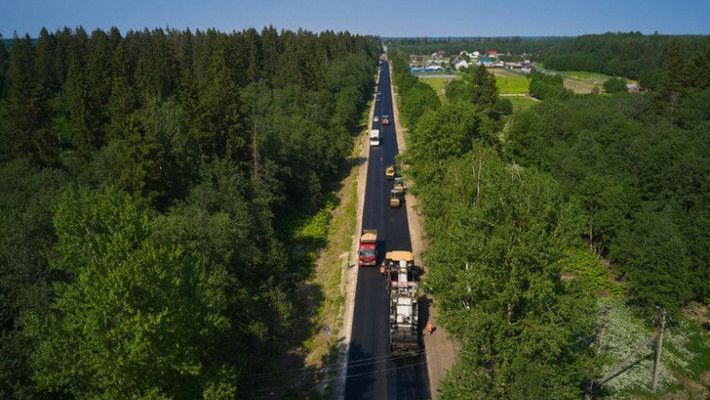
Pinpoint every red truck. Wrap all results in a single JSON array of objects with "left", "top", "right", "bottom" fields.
[{"left": 358, "top": 230, "right": 378, "bottom": 267}]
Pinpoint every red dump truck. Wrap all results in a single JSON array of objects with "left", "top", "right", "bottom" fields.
[{"left": 358, "top": 229, "right": 378, "bottom": 267}]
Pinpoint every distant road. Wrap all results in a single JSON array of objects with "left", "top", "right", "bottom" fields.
[{"left": 415, "top": 74, "right": 457, "bottom": 79}]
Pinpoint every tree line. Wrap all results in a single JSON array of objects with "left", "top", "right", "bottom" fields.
[
  {"left": 539, "top": 32, "right": 710, "bottom": 89},
  {"left": 0, "top": 27, "right": 379, "bottom": 399}
]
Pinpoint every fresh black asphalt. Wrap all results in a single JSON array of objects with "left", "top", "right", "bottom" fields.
[{"left": 344, "top": 60, "right": 431, "bottom": 400}]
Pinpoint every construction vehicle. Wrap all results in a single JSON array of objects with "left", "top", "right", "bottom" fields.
[
  {"left": 373, "top": 115, "right": 379, "bottom": 124},
  {"left": 385, "top": 165, "right": 396, "bottom": 180},
  {"left": 389, "top": 189, "right": 402, "bottom": 208},
  {"left": 389, "top": 178, "right": 406, "bottom": 208},
  {"left": 370, "top": 129, "right": 380, "bottom": 146},
  {"left": 382, "top": 114, "right": 390, "bottom": 125},
  {"left": 358, "top": 230, "right": 378, "bottom": 267},
  {"left": 393, "top": 177, "right": 406, "bottom": 193},
  {"left": 383, "top": 251, "right": 420, "bottom": 354}
]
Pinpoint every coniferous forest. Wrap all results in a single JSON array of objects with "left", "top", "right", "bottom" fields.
[{"left": 0, "top": 27, "right": 379, "bottom": 399}]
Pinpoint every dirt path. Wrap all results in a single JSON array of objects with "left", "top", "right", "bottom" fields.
[{"left": 387, "top": 56, "right": 459, "bottom": 400}]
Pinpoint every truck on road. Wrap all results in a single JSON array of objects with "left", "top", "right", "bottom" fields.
[
  {"left": 383, "top": 251, "right": 420, "bottom": 354},
  {"left": 369, "top": 129, "right": 380, "bottom": 146},
  {"left": 358, "top": 230, "right": 378, "bottom": 267}
]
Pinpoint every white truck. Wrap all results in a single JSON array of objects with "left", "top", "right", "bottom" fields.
[{"left": 369, "top": 129, "right": 380, "bottom": 146}]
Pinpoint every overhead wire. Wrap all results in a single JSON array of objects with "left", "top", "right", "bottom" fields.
[
  {"left": 239, "top": 358, "right": 429, "bottom": 395},
  {"left": 236, "top": 350, "right": 426, "bottom": 386}
]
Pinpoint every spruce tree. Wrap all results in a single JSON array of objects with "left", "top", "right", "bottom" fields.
[{"left": 6, "top": 34, "right": 57, "bottom": 165}]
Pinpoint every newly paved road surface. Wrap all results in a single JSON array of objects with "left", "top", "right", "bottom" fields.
[{"left": 344, "top": 60, "right": 431, "bottom": 400}]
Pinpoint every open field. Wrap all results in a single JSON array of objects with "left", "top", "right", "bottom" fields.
[
  {"left": 508, "top": 96, "right": 537, "bottom": 113},
  {"left": 490, "top": 69, "right": 530, "bottom": 94},
  {"left": 561, "top": 71, "right": 609, "bottom": 94},
  {"left": 559, "top": 70, "right": 635, "bottom": 94},
  {"left": 496, "top": 74, "right": 529, "bottom": 94},
  {"left": 419, "top": 76, "right": 454, "bottom": 101}
]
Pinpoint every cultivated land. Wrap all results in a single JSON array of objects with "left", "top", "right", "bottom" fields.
[
  {"left": 558, "top": 70, "right": 635, "bottom": 94},
  {"left": 491, "top": 68, "right": 530, "bottom": 94}
]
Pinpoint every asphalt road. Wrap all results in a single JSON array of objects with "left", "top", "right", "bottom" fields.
[{"left": 344, "top": 60, "right": 431, "bottom": 400}]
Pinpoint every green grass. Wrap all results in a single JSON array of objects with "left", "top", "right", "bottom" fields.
[
  {"left": 508, "top": 96, "right": 537, "bottom": 113},
  {"left": 419, "top": 76, "right": 451, "bottom": 101},
  {"left": 495, "top": 74, "right": 530, "bottom": 94}
]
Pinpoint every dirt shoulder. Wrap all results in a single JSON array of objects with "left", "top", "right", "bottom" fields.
[{"left": 387, "top": 56, "right": 459, "bottom": 400}]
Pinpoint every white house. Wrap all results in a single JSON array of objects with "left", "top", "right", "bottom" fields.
[{"left": 454, "top": 58, "right": 470, "bottom": 70}]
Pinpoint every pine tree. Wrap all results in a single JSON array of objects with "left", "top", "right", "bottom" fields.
[
  {"left": 106, "top": 40, "right": 136, "bottom": 140},
  {"left": 0, "top": 34, "right": 9, "bottom": 96},
  {"left": 35, "top": 27, "right": 57, "bottom": 93},
  {"left": 5, "top": 34, "right": 57, "bottom": 165}
]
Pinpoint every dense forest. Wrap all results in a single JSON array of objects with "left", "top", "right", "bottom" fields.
[
  {"left": 507, "top": 52, "right": 710, "bottom": 315},
  {"left": 0, "top": 27, "right": 379, "bottom": 399},
  {"left": 391, "top": 33, "right": 708, "bottom": 398}
]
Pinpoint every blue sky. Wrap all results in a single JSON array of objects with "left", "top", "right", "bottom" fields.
[{"left": 1, "top": 0, "right": 709, "bottom": 38}]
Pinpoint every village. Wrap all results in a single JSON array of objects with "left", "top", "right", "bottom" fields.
[{"left": 408, "top": 49, "right": 534, "bottom": 74}]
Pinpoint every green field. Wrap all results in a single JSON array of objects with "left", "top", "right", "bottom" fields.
[
  {"left": 494, "top": 74, "right": 530, "bottom": 94},
  {"left": 508, "top": 96, "right": 537, "bottom": 113},
  {"left": 419, "top": 76, "right": 452, "bottom": 101}
]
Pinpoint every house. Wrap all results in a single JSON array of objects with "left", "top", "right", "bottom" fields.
[
  {"left": 481, "top": 57, "right": 503, "bottom": 67},
  {"left": 453, "top": 58, "right": 470, "bottom": 70},
  {"left": 472, "top": 50, "right": 480, "bottom": 59},
  {"left": 504, "top": 62, "right": 522, "bottom": 70},
  {"left": 487, "top": 49, "right": 497, "bottom": 58},
  {"left": 409, "top": 54, "right": 428, "bottom": 68},
  {"left": 521, "top": 60, "right": 533, "bottom": 74},
  {"left": 626, "top": 82, "right": 641, "bottom": 93}
]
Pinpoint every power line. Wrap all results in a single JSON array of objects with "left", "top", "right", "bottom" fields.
[
  {"left": 237, "top": 350, "right": 426, "bottom": 386},
  {"left": 237, "top": 349, "right": 426, "bottom": 382},
  {"left": 239, "top": 357, "right": 429, "bottom": 395}
]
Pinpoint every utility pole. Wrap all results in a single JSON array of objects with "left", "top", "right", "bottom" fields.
[{"left": 651, "top": 308, "right": 667, "bottom": 392}]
